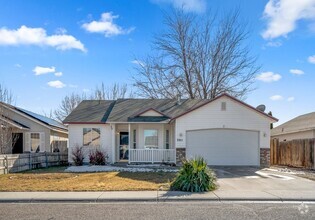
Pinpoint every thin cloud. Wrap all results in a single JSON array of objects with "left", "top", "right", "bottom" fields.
[
  {"left": 256, "top": 71, "right": 282, "bottom": 82},
  {"left": 47, "top": 80, "right": 66, "bottom": 88},
  {"left": 270, "top": 95, "right": 283, "bottom": 101},
  {"left": 0, "top": 25, "right": 86, "bottom": 52},
  {"left": 262, "top": 0, "right": 315, "bottom": 39},
  {"left": 82, "top": 12, "right": 135, "bottom": 37},
  {"left": 308, "top": 55, "right": 315, "bottom": 64},
  {"left": 290, "top": 69, "right": 304, "bottom": 75},
  {"left": 54, "top": 72, "right": 63, "bottom": 77},
  {"left": 266, "top": 41, "right": 282, "bottom": 47},
  {"left": 287, "top": 96, "right": 295, "bottom": 102},
  {"left": 131, "top": 60, "right": 145, "bottom": 67},
  {"left": 33, "top": 66, "right": 55, "bottom": 75},
  {"left": 151, "top": 0, "right": 206, "bottom": 13}
]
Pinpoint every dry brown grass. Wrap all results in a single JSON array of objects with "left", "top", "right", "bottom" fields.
[{"left": 0, "top": 167, "right": 176, "bottom": 192}]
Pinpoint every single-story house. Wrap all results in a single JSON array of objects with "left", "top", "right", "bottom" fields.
[
  {"left": 271, "top": 112, "right": 315, "bottom": 141},
  {"left": 64, "top": 93, "right": 278, "bottom": 166},
  {"left": 0, "top": 102, "right": 68, "bottom": 154}
]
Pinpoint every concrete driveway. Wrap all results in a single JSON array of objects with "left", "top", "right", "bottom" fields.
[{"left": 212, "top": 166, "right": 315, "bottom": 200}]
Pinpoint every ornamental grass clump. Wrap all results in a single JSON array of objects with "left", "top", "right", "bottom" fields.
[{"left": 171, "top": 157, "right": 216, "bottom": 192}]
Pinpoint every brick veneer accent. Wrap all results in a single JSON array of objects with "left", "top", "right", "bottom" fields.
[
  {"left": 176, "top": 148, "right": 186, "bottom": 164},
  {"left": 260, "top": 148, "right": 270, "bottom": 167}
]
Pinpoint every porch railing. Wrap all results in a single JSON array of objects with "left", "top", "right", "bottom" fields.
[{"left": 129, "top": 149, "right": 176, "bottom": 164}]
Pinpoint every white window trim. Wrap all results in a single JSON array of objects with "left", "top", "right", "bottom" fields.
[
  {"left": 83, "top": 128, "right": 101, "bottom": 147},
  {"left": 30, "top": 132, "right": 40, "bottom": 152},
  {"left": 144, "top": 129, "right": 158, "bottom": 149},
  {"left": 27, "top": 132, "right": 45, "bottom": 152}
]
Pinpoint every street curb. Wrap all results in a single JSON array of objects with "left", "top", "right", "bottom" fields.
[{"left": 1, "top": 197, "right": 314, "bottom": 203}]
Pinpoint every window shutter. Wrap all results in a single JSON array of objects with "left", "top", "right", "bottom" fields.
[
  {"left": 25, "top": 132, "right": 31, "bottom": 152},
  {"left": 40, "top": 133, "right": 45, "bottom": 152}
]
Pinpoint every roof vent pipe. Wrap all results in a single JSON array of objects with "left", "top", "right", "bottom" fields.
[{"left": 176, "top": 93, "right": 182, "bottom": 105}]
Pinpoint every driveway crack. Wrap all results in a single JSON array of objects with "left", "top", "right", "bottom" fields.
[
  {"left": 263, "top": 190, "right": 283, "bottom": 202},
  {"left": 96, "top": 192, "right": 104, "bottom": 203},
  {"left": 212, "top": 191, "right": 221, "bottom": 202}
]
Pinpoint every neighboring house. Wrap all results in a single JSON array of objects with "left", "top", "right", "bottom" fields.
[
  {"left": 64, "top": 93, "right": 277, "bottom": 166},
  {"left": 0, "top": 102, "right": 68, "bottom": 154},
  {"left": 271, "top": 112, "right": 315, "bottom": 142}
]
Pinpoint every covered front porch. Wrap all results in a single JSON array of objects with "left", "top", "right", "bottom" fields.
[{"left": 110, "top": 123, "right": 176, "bottom": 164}]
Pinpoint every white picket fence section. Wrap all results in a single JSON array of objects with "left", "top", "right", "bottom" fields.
[{"left": 129, "top": 149, "right": 176, "bottom": 164}]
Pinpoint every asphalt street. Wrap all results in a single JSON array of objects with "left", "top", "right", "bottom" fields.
[{"left": 0, "top": 202, "right": 314, "bottom": 220}]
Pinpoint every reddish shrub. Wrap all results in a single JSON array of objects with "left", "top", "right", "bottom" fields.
[
  {"left": 71, "top": 145, "right": 84, "bottom": 166},
  {"left": 89, "top": 149, "right": 106, "bottom": 165}
]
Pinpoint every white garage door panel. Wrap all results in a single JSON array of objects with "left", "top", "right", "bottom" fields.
[{"left": 186, "top": 129, "right": 259, "bottom": 166}]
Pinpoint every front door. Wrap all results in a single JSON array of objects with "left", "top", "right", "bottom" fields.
[{"left": 119, "top": 132, "right": 129, "bottom": 160}]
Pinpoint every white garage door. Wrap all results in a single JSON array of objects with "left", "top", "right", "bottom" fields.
[{"left": 186, "top": 129, "right": 259, "bottom": 166}]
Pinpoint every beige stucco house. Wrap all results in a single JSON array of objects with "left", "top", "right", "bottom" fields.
[
  {"left": 64, "top": 94, "right": 277, "bottom": 166},
  {"left": 271, "top": 112, "right": 315, "bottom": 141},
  {"left": 0, "top": 102, "right": 68, "bottom": 154}
]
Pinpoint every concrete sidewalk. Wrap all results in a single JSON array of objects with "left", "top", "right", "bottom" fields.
[{"left": 0, "top": 190, "right": 315, "bottom": 203}]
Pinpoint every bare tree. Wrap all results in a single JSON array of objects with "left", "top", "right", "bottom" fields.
[
  {"left": 0, "top": 84, "right": 14, "bottom": 104},
  {"left": 0, "top": 84, "right": 18, "bottom": 154},
  {"left": 133, "top": 9, "right": 259, "bottom": 99},
  {"left": 92, "top": 82, "right": 131, "bottom": 100},
  {"left": 54, "top": 93, "right": 87, "bottom": 122},
  {"left": 55, "top": 82, "right": 133, "bottom": 122}
]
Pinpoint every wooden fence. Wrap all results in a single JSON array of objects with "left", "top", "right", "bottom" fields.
[
  {"left": 0, "top": 152, "right": 68, "bottom": 174},
  {"left": 270, "top": 138, "right": 315, "bottom": 169}
]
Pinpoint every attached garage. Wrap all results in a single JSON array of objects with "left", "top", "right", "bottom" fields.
[{"left": 186, "top": 129, "right": 259, "bottom": 166}]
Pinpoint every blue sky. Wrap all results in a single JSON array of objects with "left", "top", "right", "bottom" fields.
[{"left": 0, "top": 0, "right": 314, "bottom": 125}]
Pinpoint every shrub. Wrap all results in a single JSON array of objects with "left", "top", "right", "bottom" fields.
[
  {"left": 171, "top": 157, "right": 216, "bottom": 192},
  {"left": 89, "top": 149, "right": 106, "bottom": 165},
  {"left": 71, "top": 146, "right": 84, "bottom": 166}
]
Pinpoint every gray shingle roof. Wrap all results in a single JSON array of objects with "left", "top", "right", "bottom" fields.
[
  {"left": 271, "top": 112, "right": 315, "bottom": 136},
  {"left": 64, "top": 99, "right": 208, "bottom": 123},
  {"left": 63, "top": 94, "right": 278, "bottom": 124},
  {"left": 63, "top": 100, "right": 115, "bottom": 123},
  {"left": 0, "top": 116, "right": 30, "bottom": 130},
  {"left": 107, "top": 99, "right": 208, "bottom": 122},
  {"left": 128, "top": 116, "right": 170, "bottom": 122}
]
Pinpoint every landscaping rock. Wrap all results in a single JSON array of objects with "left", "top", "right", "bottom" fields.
[{"left": 65, "top": 165, "right": 179, "bottom": 173}]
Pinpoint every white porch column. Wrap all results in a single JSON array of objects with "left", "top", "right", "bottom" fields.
[
  {"left": 111, "top": 124, "right": 116, "bottom": 163},
  {"left": 128, "top": 123, "right": 131, "bottom": 164}
]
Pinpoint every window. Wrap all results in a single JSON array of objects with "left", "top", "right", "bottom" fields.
[
  {"left": 144, "top": 129, "right": 158, "bottom": 148},
  {"left": 31, "top": 133, "right": 40, "bottom": 152},
  {"left": 83, "top": 128, "right": 100, "bottom": 146},
  {"left": 165, "top": 130, "right": 170, "bottom": 149},
  {"left": 221, "top": 102, "right": 226, "bottom": 111},
  {"left": 133, "top": 129, "right": 136, "bottom": 149}
]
